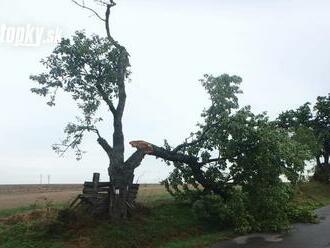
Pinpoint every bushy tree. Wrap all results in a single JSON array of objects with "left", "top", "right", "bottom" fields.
[
  {"left": 276, "top": 94, "right": 330, "bottom": 182},
  {"left": 132, "top": 74, "right": 311, "bottom": 232}
]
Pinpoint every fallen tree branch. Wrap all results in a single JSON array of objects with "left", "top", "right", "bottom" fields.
[{"left": 129, "top": 140, "right": 229, "bottom": 197}]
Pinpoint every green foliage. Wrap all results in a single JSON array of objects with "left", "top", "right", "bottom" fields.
[
  {"left": 276, "top": 94, "right": 330, "bottom": 182},
  {"left": 30, "top": 30, "right": 130, "bottom": 159},
  {"left": 245, "top": 183, "right": 291, "bottom": 232},
  {"left": 163, "top": 74, "right": 311, "bottom": 232},
  {"left": 285, "top": 181, "right": 326, "bottom": 224},
  {"left": 192, "top": 191, "right": 253, "bottom": 233},
  {"left": 192, "top": 195, "right": 230, "bottom": 226},
  {"left": 31, "top": 31, "right": 128, "bottom": 111},
  {"left": 291, "top": 181, "right": 330, "bottom": 208},
  {"left": 287, "top": 204, "right": 318, "bottom": 224},
  {"left": 192, "top": 186, "right": 292, "bottom": 233},
  {"left": 177, "top": 181, "right": 327, "bottom": 235}
]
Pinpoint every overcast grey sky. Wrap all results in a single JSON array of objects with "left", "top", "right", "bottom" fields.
[{"left": 0, "top": 0, "right": 329, "bottom": 184}]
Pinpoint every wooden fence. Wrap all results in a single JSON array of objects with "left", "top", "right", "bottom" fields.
[{"left": 70, "top": 173, "right": 139, "bottom": 215}]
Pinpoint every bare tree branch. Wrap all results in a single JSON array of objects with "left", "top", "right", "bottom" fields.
[
  {"left": 72, "top": 0, "right": 106, "bottom": 21},
  {"left": 97, "top": 136, "right": 113, "bottom": 157},
  {"left": 53, "top": 130, "right": 85, "bottom": 159},
  {"left": 88, "top": 126, "right": 113, "bottom": 158},
  {"left": 105, "top": 2, "right": 121, "bottom": 49},
  {"left": 94, "top": 0, "right": 112, "bottom": 6},
  {"left": 88, "top": 127, "right": 101, "bottom": 138}
]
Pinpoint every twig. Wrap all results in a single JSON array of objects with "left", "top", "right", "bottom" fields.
[{"left": 72, "top": 0, "right": 106, "bottom": 21}]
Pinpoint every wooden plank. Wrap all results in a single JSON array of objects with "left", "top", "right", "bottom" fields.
[
  {"left": 80, "top": 193, "right": 108, "bottom": 198},
  {"left": 69, "top": 194, "right": 81, "bottom": 208},
  {"left": 83, "top": 188, "right": 109, "bottom": 194},
  {"left": 84, "top": 182, "right": 111, "bottom": 187},
  {"left": 92, "top": 173, "right": 100, "bottom": 192}
]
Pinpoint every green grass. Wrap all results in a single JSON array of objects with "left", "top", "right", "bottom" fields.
[
  {"left": 0, "top": 202, "right": 65, "bottom": 218},
  {"left": 0, "top": 219, "right": 64, "bottom": 248},
  {"left": 292, "top": 181, "right": 330, "bottom": 208},
  {"left": 0, "top": 202, "right": 68, "bottom": 248},
  {"left": 0, "top": 205, "right": 41, "bottom": 218},
  {"left": 0, "top": 190, "right": 230, "bottom": 248},
  {"left": 1, "top": 182, "right": 330, "bottom": 248},
  {"left": 0, "top": 200, "right": 230, "bottom": 248},
  {"left": 88, "top": 201, "right": 231, "bottom": 248}
]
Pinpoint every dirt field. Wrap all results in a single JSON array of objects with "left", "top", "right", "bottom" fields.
[
  {"left": 0, "top": 184, "right": 82, "bottom": 210},
  {"left": 0, "top": 184, "right": 167, "bottom": 210}
]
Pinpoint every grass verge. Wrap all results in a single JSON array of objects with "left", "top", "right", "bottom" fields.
[{"left": 0, "top": 181, "right": 330, "bottom": 248}]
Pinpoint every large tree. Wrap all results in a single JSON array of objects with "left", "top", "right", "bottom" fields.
[
  {"left": 276, "top": 94, "right": 330, "bottom": 182},
  {"left": 31, "top": 0, "right": 147, "bottom": 218}
]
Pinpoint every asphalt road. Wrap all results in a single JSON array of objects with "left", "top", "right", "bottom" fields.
[{"left": 211, "top": 205, "right": 330, "bottom": 248}]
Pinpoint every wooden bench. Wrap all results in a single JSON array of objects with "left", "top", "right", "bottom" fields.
[{"left": 70, "top": 173, "right": 139, "bottom": 215}]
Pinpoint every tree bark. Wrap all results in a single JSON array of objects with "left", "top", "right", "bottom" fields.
[
  {"left": 70, "top": 1, "right": 139, "bottom": 219},
  {"left": 105, "top": 6, "right": 130, "bottom": 217}
]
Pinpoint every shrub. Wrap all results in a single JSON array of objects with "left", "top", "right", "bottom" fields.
[
  {"left": 287, "top": 204, "right": 318, "bottom": 224},
  {"left": 191, "top": 183, "right": 311, "bottom": 233},
  {"left": 192, "top": 190, "right": 254, "bottom": 234},
  {"left": 243, "top": 183, "right": 292, "bottom": 232}
]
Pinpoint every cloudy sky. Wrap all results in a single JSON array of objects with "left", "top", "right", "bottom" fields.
[{"left": 0, "top": 0, "right": 329, "bottom": 184}]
